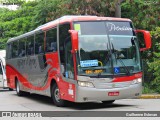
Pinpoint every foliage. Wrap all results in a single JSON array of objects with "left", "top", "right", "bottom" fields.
[
  {"left": 148, "top": 27, "right": 160, "bottom": 93},
  {"left": 0, "top": 1, "right": 38, "bottom": 49},
  {"left": 121, "top": 0, "right": 160, "bottom": 93},
  {"left": 142, "top": 83, "right": 157, "bottom": 94},
  {"left": 32, "top": 0, "right": 117, "bottom": 28},
  {"left": 122, "top": 0, "right": 160, "bottom": 29},
  {"left": 63, "top": 0, "right": 115, "bottom": 16},
  {"left": 32, "top": 0, "right": 64, "bottom": 28}
]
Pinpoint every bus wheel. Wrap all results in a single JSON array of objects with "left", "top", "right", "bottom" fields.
[
  {"left": 16, "top": 80, "right": 25, "bottom": 96},
  {"left": 102, "top": 100, "right": 115, "bottom": 104},
  {"left": 51, "top": 84, "right": 67, "bottom": 107}
]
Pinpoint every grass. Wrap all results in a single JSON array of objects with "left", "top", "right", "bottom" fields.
[{"left": 142, "top": 83, "right": 157, "bottom": 94}]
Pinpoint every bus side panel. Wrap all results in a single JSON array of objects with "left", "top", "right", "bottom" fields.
[
  {"left": 45, "top": 53, "right": 75, "bottom": 102},
  {"left": 58, "top": 78, "right": 76, "bottom": 102},
  {"left": 6, "top": 64, "right": 16, "bottom": 89},
  {"left": 6, "top": 52, "right": 76, "bottom": 102}
]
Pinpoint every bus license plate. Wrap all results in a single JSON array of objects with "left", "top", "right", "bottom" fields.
[{"left": 108, "top": 92, "right": 119, "bottom": 96}]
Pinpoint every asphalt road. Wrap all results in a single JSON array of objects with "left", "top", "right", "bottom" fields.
[
  {"left": 0, "top": 89, "right": 160, "bottom": 111},
  {"left": 0, "top": 89, "right": 160, "bottom": 119}
]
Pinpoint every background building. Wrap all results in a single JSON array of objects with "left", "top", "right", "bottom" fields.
[{"left": 0, "top": 0, "right": 35, "bottom": 10}]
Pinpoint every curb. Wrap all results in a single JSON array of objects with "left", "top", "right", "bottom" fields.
[{"left": 139, "top": 94, "right": 160, "bottom": 99}]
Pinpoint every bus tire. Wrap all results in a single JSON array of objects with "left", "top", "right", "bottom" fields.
[
  {"left": 102, "top": 100, "right": 115, "bottom": 104},
  {"left": 51, "top": 84, "right": 67, "bottom": 107},
  {"left": 16, "top": 80, "right": 25, "bottom": 96}
]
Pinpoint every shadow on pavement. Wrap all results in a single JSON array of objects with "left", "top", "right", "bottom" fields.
[
  {"left": 11, "top": 93, "right": 136, "bottom": 110},
  {"left": 0, "top": 89, "right": 14, "bottom": 92},
  {"left": 67, "top": 102, "right": 135, "bottom": 110}
]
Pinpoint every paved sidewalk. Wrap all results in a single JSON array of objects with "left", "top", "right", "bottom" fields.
[{"left": 139, "top": 94, "right": 160, "bottom": 99}]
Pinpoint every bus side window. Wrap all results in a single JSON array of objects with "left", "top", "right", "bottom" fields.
[
  {"left": 12, "top": 41, "right": 19, "bottom": 58},
  {"left": 46, "top": 27, "right": 57, "bottom": 53},
  {"left": 7, "top": 43, "right": 12, "bottom": 59},
  {"left": 35, "top": 32, "right": 44, "bottom": 54},
  {"left": 18, "top": 39, "right": 26, "bottom": 57},
  {"left": 26, "top": 35, "right": 34, "bottom": 56}
]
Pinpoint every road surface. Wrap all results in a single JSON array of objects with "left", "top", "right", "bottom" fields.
[{"left": 0, "top": 89, "right": 159, "bottom": 119}]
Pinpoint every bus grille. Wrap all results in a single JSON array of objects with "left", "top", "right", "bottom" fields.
[{"left": 95, "top": 81, "right": 131, "bottom": 89}]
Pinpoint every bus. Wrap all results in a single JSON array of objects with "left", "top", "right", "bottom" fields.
[
  {"left": 0, "top": 50, "right": 8, "bottom": 89},
  {"left": 6, "top": 16, "right": 151, "bottom": 107}
]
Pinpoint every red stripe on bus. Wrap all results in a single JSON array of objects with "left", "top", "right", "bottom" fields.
[
  {"left": 112, "top": 72, "right": 142, "bottom": 82},
  {"left": 6, "top": 64, "right": 52, "bottom": 91}
]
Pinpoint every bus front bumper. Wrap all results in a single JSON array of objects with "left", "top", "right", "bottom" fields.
[{"left": 75, "top": 83, "right": 142, "bottom": 102}]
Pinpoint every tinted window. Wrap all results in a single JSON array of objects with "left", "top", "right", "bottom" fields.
[
  {"left": 6, "top": 43, "right": 12, "bottom": 59},
  {"left": 74, "top": 22, "right": 106, "bottom": 35},
  {"left": 74, "top": 21, "right": 135, "bottom": 36},
  {"left": 12, "top": 41, "right": 19, "bottom": 58},
  {"left": 46, "top": 28, "right": 57, "bottom": 53},
  {"left": 18, "top": 38, "right": 26, "bottom": 57},
  {"left": 35, "top": 32, "right": 44, "bottom": 54},
  {"left": 26, "top": 35, "right": 34, "bottom": 56},
  {"left": 59, "top": 24, "right": 71, "bottom": 63}
]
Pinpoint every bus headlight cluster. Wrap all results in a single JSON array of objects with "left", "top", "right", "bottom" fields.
[
  {"left": 132, "top": 78, "right": 142, "bottom": 84},
  {"left": 78, "top": 81, "right": 94, "bottom": 88}
]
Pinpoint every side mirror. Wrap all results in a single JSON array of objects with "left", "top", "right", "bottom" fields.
[
  {"left": 68, "top": 30, "right": 79, "bottom": 52},
  {"left": 135, "top": 30, "right": 151, "bottom": 51}
]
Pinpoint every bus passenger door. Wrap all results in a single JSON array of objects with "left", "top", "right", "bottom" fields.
[
  {"left": 59, "top": 24, "right": 74, "bottom": 79},
  {"left": 64, "top": 39, "right": 74, "bottom": 79}
]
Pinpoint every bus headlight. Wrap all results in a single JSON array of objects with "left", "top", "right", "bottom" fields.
[
  {"left": 132, "top": 78, "right": 142, "bottom": 84},
  {"left": 78, "top": 81, "right": 94, "bottom": 88},
  {"left": 137, "top": 78, "right": 142, "bottom": 83}
]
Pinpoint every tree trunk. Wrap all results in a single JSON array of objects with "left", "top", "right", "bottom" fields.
[{"left": 115, "top": 0, "right": 125, "bottom": 18}]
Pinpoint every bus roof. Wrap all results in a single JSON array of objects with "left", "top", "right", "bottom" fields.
[
  {"left": 37, "top": 15, "right": 131, "bottom": 30},
  {"left": 7, "top": 15, "right": 131, "bottom": 43}
]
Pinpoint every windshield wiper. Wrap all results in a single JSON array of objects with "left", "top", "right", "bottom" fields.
[
  {"left": 117, "top": 57, "right": 131, "bottom": 75},
  {"left": 111, "top": 43, "right": 131, "bottom": 76}
]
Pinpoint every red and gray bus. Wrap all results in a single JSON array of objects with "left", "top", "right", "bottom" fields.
[{"left": 6, "top": 16, "right": 151, "bottom": 107}]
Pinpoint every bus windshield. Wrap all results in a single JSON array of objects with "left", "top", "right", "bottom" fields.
[{"left": 74, "top": 21, "right": 141, "bottom": 77}]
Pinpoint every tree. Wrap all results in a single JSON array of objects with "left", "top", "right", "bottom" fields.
[
  {"left": 115, "top": 0, "right": 125, "bottom": 17},
  {"left": 32, "top": 0, "right": 117, "bottom": 28},
  {"left": 148, "top": 27, "right": 160, "bottom": 93},
  {"left": 0, "top": 1, "right": 38, "bottom": 49},
  {"left": 121, "top": 0, "right": 160, "bottom": 93}
]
